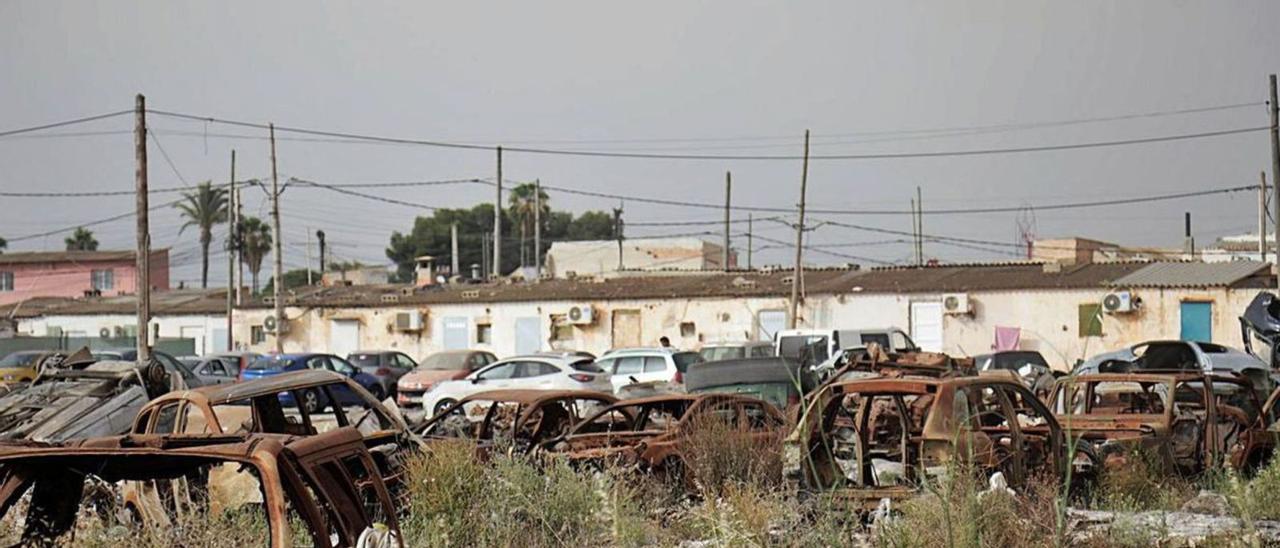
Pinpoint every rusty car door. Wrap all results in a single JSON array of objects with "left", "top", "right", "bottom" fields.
[{"left": 281, "top": 427, "right": 404, "bottom": 548}]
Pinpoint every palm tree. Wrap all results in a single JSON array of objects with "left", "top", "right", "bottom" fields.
[
  {"left": 64, "top": 227, "right": 98, "bottom": 251},
  {"left": 238, "top": 216, "right": 272, "bottom": 294},
  {"left": 0, "top": 236, "right": 7, "bottom": 254},
  {"left": 508, "top": 182, "right": 549, "bottom": 267},
  {"left": 175, "top": 181, "right": 229, "bottom": 288}
]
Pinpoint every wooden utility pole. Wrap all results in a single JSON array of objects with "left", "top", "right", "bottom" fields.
[
  {"left": 910, "top": 197, "right": 919, "bottom": 265},
  {"left": 481, "top": 232, "right": 490, "bottom": 279},
  {"left": 788, "top": 130, "right": 810, "bottom": 329},
  {"left": 534, "top": 178, "right": 542, "bottom": 279},
  {"left": 316, "top": 230, "right": 326, "bottom": 277},
  {"left": 269, "top": 123, "right": 284, "bottom": 354},
  {"left": 450, "top": 223, "right": 460, "bottom": 278},
  {"left": 134, "top": 94, "right": 151, "bottom": 363},
  {"left": 916, "top": 186, "right": 924, "bottom": 264},
  {"left": 235, "top": 185, "right": 244, "bottom": 305},
  {"left": 747, "top": 213, "right": 754, "bottom": 270},
  {"left": 494, "top": 147, "right": 503, "bottom": 279},
  {"left": 613, "top": 207, "right": 625, "bottom": 270},
  {"left": 723, "top": 171, "right": 732, "bottom": 270},
  {"left": 226, "top": 150, "right": 236, "bottom": 351},
  {"left": 1261, "top": 172, "right": 1269, "bottom": 262},
  {"left": 305, "top": 228, "right": 314, "bottom": 285},
  {"left": 1270, "top": 74, "right": 1280, "bottom": 288}
]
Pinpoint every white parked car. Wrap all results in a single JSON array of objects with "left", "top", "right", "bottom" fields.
[
  {"left": 594, "top": 348, "right": 704, "bottom": 395},
  {"left": 420, "top": 353, "right": 612, "bottom": 415}
]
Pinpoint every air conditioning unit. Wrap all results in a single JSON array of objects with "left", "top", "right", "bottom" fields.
[
  {"left": 395, "top": 311, "right": 424, "bottom": 332},
  {"left": 567, "top": 305, "right": 595, "bottom": 325},
  {"left": 98, "top": 327, "right": 111, "bottom": 339},
  {"left": 942, "top": 293, "right": 972, "bottom": 315},
  {"left": 1103, "top": 290, "right": 1138, "bottom": 314},
  {"left": 263, "top": 314, "right": 290, "bottom": 334}
]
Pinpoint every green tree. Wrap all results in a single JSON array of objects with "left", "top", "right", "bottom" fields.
[
  {"left": 64, "top": 227, "right": 98, "bottom": 251},
  {"left": 567, "top": 211, "right": 617, "bottom": 241},
  {"left": 175, "top": 181, "right": 229, "bottom": 288},
  {"left": 508, "top": 182, "right": 550, "bottom": 268},
  {"left": 0, "top": 236, "right": 7, "bottom": 253},
  {"left": 238, "top": 216, "right": 272, "bottom": 293},
  {"left": 385, "top": 201, "right": 614, "bottom": 282},
  {"left": 262, "top": 268, "right": 321, "bottom": 293}
]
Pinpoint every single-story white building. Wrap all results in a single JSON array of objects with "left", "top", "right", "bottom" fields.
[
  {"left": 232, "top": 260, "right": 1276, "bottom": 371},
  {"left": 7, "top": 289, "right": 231, "bottom": 355}
]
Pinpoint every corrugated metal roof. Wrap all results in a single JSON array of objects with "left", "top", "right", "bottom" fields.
[{"left": 1109, "top": 260, "right": 1269, "bottom": 288}]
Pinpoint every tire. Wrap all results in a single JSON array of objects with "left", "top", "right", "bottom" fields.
[
  {"left": 301, "top": 388, "right": 322, "bottom": 413},
  {"left": 433, "top": 398, "right": 457, "bottom": 416}
]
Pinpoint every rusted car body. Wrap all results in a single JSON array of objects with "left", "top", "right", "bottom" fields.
[
  {"left": 816, "top": 350, "right": 976, "bottom": 390},
  {"left": 418, "top": 389, "right": 617, "bottom": 456},
  {"left": 124, "top": 370, "right": 420, "bottom": 520},
  {"left": 551, "top": 393, "right": 786, "bottom": 475},
  {"left": 0, "top": 427, "right": 402, "bottom": 548},
  {"left": 1050, "top": 372, "right": 1276, "bottom": 473},
  {"left": 793, "top": 375, "right": 1068, "bottom": 509},
  {"left": 0, "top": 349, "right": 174, "bottom": 443}
]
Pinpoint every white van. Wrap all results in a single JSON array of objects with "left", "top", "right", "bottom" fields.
[{"left": 774, "top": 328, "right": 918, "bottom": 366}]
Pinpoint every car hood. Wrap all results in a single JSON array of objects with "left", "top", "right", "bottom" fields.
[{"left": 400, "top": 369, "right": 467, "bottom": 386}]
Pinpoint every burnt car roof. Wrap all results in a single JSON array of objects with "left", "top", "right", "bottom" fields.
[
  {"left": 1065, "top": 371, "right": 1251, "bottom": 383},
  {"left": 827, "top": 374, "right": 1024, "bottom": 395},
  {"left": 169, "top": 370, "right": 354, "bottom": 404}
]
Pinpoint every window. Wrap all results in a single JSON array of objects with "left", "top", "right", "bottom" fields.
[
  {"left": 91, "top": 269, "right": 114, "bottom": 291},
  {"left": 0, "top": 272, "right": 12, "bottom": 292},
  {"left": 680, "top": 322, "right": 696, "bottom": 337},
  {"left": 614, "top": 356, "right": 644, "bottom": 375},
  {"left": 642, "top": 356, "right": 666, "bottom": 373},
  {"left": 251, "top": 325, "right": 266, "bottom": 344},
  {"left": 749, "top": 345, "right": 773, "bottom": 358},
  {"left": 476, "top": 323, "right": 492, "bottom": 345},
  {"left": 394, "top": 353, "right": 416, "bottom": 369},
  {"left": 476, "top": 362, "right": 517, "bottom": 380},
  {"left": 1078, "top": 303, "right": 1103, "bottom": 337},
  {"left": 152, "top": 403, "right": 180, "bottom": 434},
  {"left": 200, "top": 360, "right": 227, "bottom": 376}
]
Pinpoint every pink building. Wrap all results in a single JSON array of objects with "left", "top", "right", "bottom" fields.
[{"left": 0, "top": 250, "right": 170, "bottom": 305}]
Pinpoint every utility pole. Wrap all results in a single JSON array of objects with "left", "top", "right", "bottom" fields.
[
  {"left": 450, "top": 223, "right": 460, "bottom": 278},
  {"left": 534, "top": 178, "right": 542, "bottom": 279},
  {"left": 1261, "top": 172, "right": 1268, "bottom": 262},
  {"left": 788, "top": 130, "right": 810, "bottom": 329},
  {"left": 235, "top": 185, "right": 244, "bottom": 305},
  {"left": 134, "top": 94, "right": 151, "bottom": 363},
  {"left": 316, "top": 230, "right": 326, "bottom": 278},
  {"left": 916, "top": 186, "right": 924, "bottom": 264},
  {"left": 226, "top": 149, "right": 236, "bottom": 351},
  {"left": 269, "top": 123, "right": 284, "bottom": 354},
  {"left": 723, "top": 171, "right": 732, "bottom": 270},
  {"left": 305, "top": 229, "right": 314, "bottom": 285},
  {"left": 494, "top": 147, "right": 503, "bottom": 279},
  {"left": 910, "top": 197, "right": 919, "bottom": 265},
  {"left": 747, "top": 213, "right": 754, "bottom": 270},
  {"left": 481, "top": 232, "right": 490, "bottom": 279},
  {"left": 1270, "top": 74, "right": 1280, "bottom": 287},
  {"left": 613, "top": 207, "right": 625, "bottom": 270}
]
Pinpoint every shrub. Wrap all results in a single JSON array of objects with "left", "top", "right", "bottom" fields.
[
  {"left": 680, "top": 410, "right": 785, "bottom": 496},
  {"left": 1092, "top": 449, "right": 1194, "bottom": 512}
]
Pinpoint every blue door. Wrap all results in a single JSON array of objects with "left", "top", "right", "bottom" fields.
[{"left": 1180, "top": 302, "right": 1212, "bottom": 342}]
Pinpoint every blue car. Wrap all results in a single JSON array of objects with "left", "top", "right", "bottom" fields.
[{"left": 241, "top": 353, "right": 383, "bottom": 412}]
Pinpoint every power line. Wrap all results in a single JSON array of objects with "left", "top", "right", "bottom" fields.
[
  {"left": 536, "top": 179, "right": 1256, "bottom": 216},
  {"left": 0, "top": 110, "right": 132, "bottom": 138},
  {"left": 147, "top": 129, "right": 192, "bottom": 188},
  {"left": 145, "top": 108, "right": 1268, "bottom": 161},
  {"left": 750, "top": 233, "right": 896, "bottom": 266},
  {"left": 287, "top": 177, "right": 446, "bottom": 210},
  {"left": 7, "top": 197, "right": 185, "bottom": 243}
]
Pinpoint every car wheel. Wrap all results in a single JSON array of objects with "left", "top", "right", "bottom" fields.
[
  {"left": 433, "top": 398, "right": 457, "bottom": 416},
  {"left": 301, "top": 389, "right": 322, "bottom": 413}
]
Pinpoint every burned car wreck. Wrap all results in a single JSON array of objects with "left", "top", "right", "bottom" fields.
[
  {"left": 1051, "top": 372, "right": 1276, "bottom": 474},
  {"left": 551, "top": 393, "right": 786, "bottom": 479},
  {"left": 0, "top": 349, "right": 176, "bottom": 442},
  {"left": 418, "top": 389, "right": 617, "bottom": 456},
  {"left": 0, "top": 428, "right": 402, "bottom": 548},
  {"left": 793, "top": 375, "right": 1077, "bottom": 509}
]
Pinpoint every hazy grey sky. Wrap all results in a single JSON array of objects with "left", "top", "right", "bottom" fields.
[{"left": 2, "top": 1, "right": 1277, "bottom": 285}]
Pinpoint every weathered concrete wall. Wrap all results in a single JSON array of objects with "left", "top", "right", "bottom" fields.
[
  {"left": 228, "top": 286, "right": 1268, "bottom": 366},
  {"left": 20, "top": 312, "right": 227, "bottom": 355}
]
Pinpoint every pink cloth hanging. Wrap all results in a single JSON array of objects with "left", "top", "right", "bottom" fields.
[{"left": 994, "top": 326, "right": 1021, "bottom": 351}]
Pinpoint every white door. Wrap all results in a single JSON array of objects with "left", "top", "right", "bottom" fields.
[
  {"left": 180, "top": 326, "right": 206, "bottom": 355},
  {"left": 442, "top": 317, "right": 469, "bottom": 350},
  {"left": 757, "top": 310, "right": 786, "bottom": 341},
  {"left": 514, "top": 317, "right": 542, "bottom": 354},
  {"left": 910, "top": 302, "right": 944, "bottom": 352},
  {"left": 329, "top": 320, "right": 360, "bottom": 358}
]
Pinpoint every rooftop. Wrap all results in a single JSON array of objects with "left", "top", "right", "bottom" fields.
[{"left": 0, "top": 249, "right": 167, "bottom": 265}]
